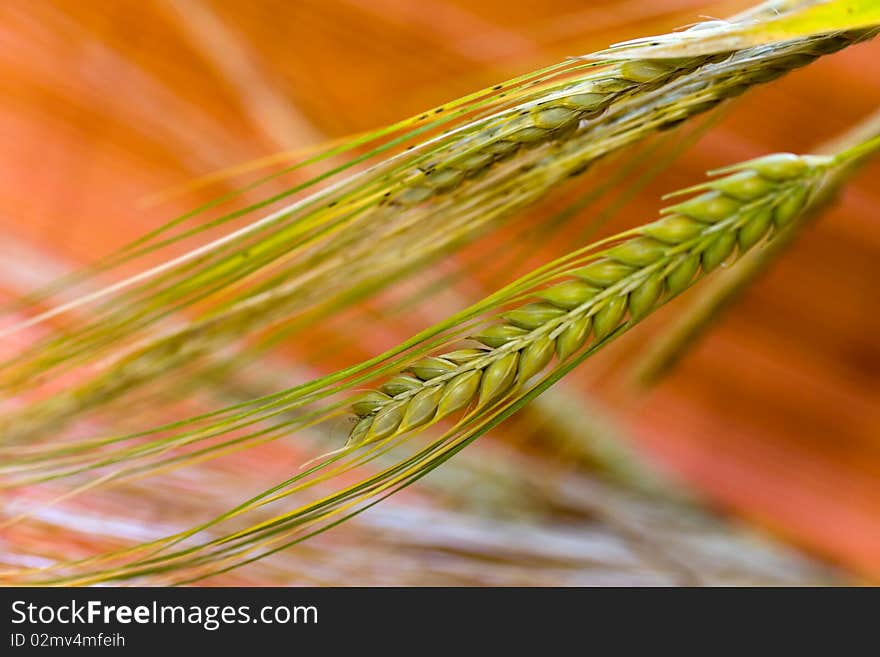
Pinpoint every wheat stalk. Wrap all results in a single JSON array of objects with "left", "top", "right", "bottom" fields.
[
  {"left": 383, "top": 58, "right": 713, "bottom": 207},
  {"left": 345, "top": 152, "right": 835, "bottom": 447},
  {"left": 631, "top": 108, "right": 880, "bottom": 386}
]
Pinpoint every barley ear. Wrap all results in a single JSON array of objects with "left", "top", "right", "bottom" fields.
[
  {"left": 345, "top": 149, "right": 840, "bottom": 449},
  {"left": 632, "top": 110, "right": 880, "bottom": 388}
]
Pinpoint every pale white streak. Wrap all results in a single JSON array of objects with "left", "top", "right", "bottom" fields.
[
  {"left": 340, "top": 0, "right": 542, "bottom": 65},
  {"left": 0, "top": 231, "right": 72, "bottom": 295},
  {"left": 1, "top": 3, "right": 252, "bottom": 171},
  {"left": 162, "top": 0, "right": 323, "bottom": 151},
  {"left": 0, "top": 189, "right": 325, "bottom": 338}
]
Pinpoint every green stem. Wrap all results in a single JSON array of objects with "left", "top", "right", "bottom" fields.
[{"left": 834, "top": 131, "right": 880, "bottom": 165}]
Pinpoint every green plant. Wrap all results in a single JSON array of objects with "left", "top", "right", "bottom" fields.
[
  {"left": 2, "top": 9, "right": 872, "bottom": 445},
  {"left": 2, "top": 0, "right": 879, "bottom": 585}
]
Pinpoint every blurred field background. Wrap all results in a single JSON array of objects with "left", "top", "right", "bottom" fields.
[{"left": 0, "top": 0, "right": 878, "bottom": 584}]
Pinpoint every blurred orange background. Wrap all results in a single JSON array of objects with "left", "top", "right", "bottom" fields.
[{"left": 1, "top": 0, "right": 878, "bottom": 580}]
